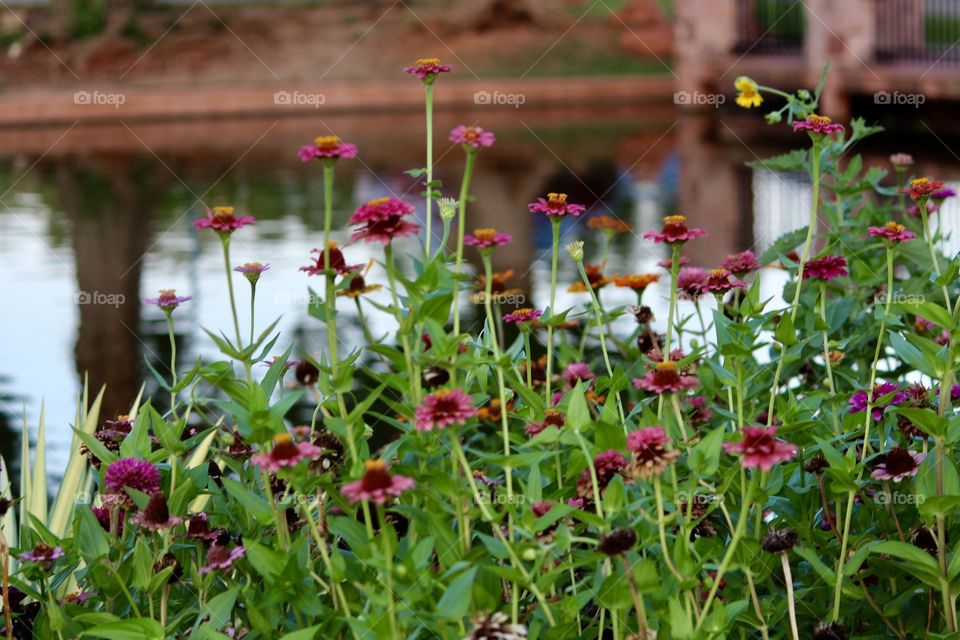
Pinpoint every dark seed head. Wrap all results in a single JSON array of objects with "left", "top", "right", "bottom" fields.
[
  {"left": 295, "top": 359, "right": 320, "bottom": 386},
  {"left": 761, "top": 528, "right": 799, "bottom": 553},
  {"left": 804, "top": 454, "right": 829, "bottom": 475},
  {"left": 598, "top": 527, "right": 637, "bottom": 556},
  {"left": 812, "top": 621, "right": 847, "bottom": 640},
  {"left": 0, "top": 497, "right": 12, "bottom": 517},
  {"left": 422, "top": 366, "right": 450, "bottom": 389}
]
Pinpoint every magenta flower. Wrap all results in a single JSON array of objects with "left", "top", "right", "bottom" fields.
[
  {"left": 340, "top": 460, "right": 416, "bottom": 504},
  {"left": 724, "top": 426, "right": 797, "bottom": 471},
  {"left": 131, "top": 492, "right": 183, "bottom": 531},
  {"left": 721, "top": 250, "right": 761, "bottom": 276},
  {"left": 686, "top": 396, "right": 714, "bottom": 425},
  {"left": 200, "top": 543, "right": 246, "bottom": 574},
  {"left": 633, "top": 361, "right": 699, "bottom": 395},
  {"left": 234, "top": 262, "right": 270, "bottom": 284},
  {"left": 792, "top": 114, "right": 844, "bottom": 135},
  {"left": 575, "top": 450, "right": 627, "bottom": 496},
  {"left": 104, "top": 458, "right": 161, "bottom": 498},
  {"left": 464, "top": 228, "right": 512, "bottom": 249},
  {"left": 530, "top": 501, "right": 553, "bottom": 518},
  {"left": 193, "top": 206, "right": 255, "bottom": 233},
  {"left": 504, "top": 308, "right": 543, "bottom": 325},
  {"left": 404, "top": 57, "right": 452, "bottom": 81},
  {"left": 803, "top": 255, "right": 848, "bottom": 280},
  {"left": 901, "top": 177, "right": 945, "bottom": 201},
  {"left": 702, "top": 268, "right": 746, "bottom": 294},
  {"left": 298, "top": 135, "right": 357, "bottom": 162},
  {"left": 626, "top": 426, "right": 679, "bottom": 478},
  {"left": 251, "top": 434, "right": 322, "bottom": 472},
  {"left": 300, "top": 243, "right": 362, "bottom": 276},
  {"left": 184, "top": 513, "right": 219, "bottom": 541},
  {"left": 871, "top": 447, "right": 925, "bottom": 482},
  {"left": 18, "top": 542, "right": 64, "bottom": 570},
  {"left": 643, "top": 215, "right": 707, "bottom": 245},
  {"left": 562, "top": 362, "right": 595, "bottom": 386},
  {"left": 677, "top": 267, "right": 709, "bottom": 300},
  {"left": 450, "top": 124, "right": 496, "bottom": 148},
  {"left": 849, "top": 382, "right": 906, "bottom": 421},
  {"left": 524, "top": 409, "right": 565, "bottom": 437},
  {"left": 414, "top": 388, "right": 477, "bottom": 431},
  {"left": 889, "top": 153, "right": 914, "bottom": 167},
  {"left": 349, "top": 197, "right": 420, "bottom": 244},
  {"left": 144, "top": 289, "right": 191, "bottom": 313},
  {"left": 868, "top": 221, "right": 916, "bottom": 243},
  {"left": 528, "top": 192, "right": 586, "bottom": 218},
  {"left": 933, "top": 186, "right": 956, "bottom": 200}
]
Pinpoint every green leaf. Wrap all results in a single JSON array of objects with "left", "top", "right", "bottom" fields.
[
  {"left": 276, "top": 627, "right": 323, "bottom": 640},
  {"left": 774, "top": 314, "right": 797, "bottom": 347},
  {"left": 688, "top": 427, "right": 724, "bottom": 477},
  {"left": 437, "top": 566, "right": 477, "bottom": 619},
  {"left": 80, "top": 619, "right": 165, "bottom": 639},
  {"left": 222, "top": 478, "right": 273, "bottom": 524},
  {"left": 567, "top": 382, "right": 590, "bottom": 431},
  {"left": 896, "top": 408, "right": 948, "bottom": 439}
]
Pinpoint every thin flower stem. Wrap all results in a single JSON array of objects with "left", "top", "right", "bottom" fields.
[
  {"left": 424, "top": 83, "right": 435, "bottom": 259},
  {"left": 545, "top": 218, "right": 561, "bottom": 404},
  {"left": 523, "top": 331, "right": 533, "bottom": 388},
  {"left": 620, "top": 555, "right": 650, "bottom": 638},
  {"left": 384, "top": 243, "right": 418, "bottom": 403},
  {"left": 249, "top": 282, "right": 257, "bottom": 346},
  {"left": 766, "top": 139, "right": 821, "bottom": 425},
  {"left": 166, "top": 314, "right": 178, "bottom": 421},
  {"left": 1, "top": 533, "right": 13, "bottom": 640},
  {"left": 103, "top": 560, "right": 142, "bottom": 617},
  {"left": 781, "top": 553, "right": 801, "bottom": 640},
  {"left": 576, "top": 261, "right": 625, "bottom": 425},
  {"left": 452, "top": 149, "right": 477, "bottom": 346},
  {"left": 744, "top": 567, "right": 770, "bottom": 640},
  {"left": 670, "top": 393, "right": 690, "bottom": 444},
  {"left": 860, "top": 247, "right": 895, "bottom": 462},
  {"left": 820, "top": 283, "right": 840, "bottom": 434},
  {"left": 918, "top": 199, "right": 951, "bottom": 309},
  {"left": 653, "top": 476, "right": 683, "bottom": 581},
  {"left": 573, "top": 429, "right": 604, "bottom": 521},
  {"left": 220, "top": 237, "right": 242, "bottom": 347},
  {"left": 377, "top": 503, "right": 400, "bottom": 639},
  {"left": 664, "top": 244, "right": 681, "bottom": 354}
]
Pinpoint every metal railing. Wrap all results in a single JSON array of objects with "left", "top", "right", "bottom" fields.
[
  {"left": 875, "top": 0, "right": 960, "bottom": 65},
  {"left": 733, "top": 0, "right": 805, "bottom": 56}
]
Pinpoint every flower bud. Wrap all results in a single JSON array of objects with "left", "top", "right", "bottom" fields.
[
  {"left": 566, "top": 241, "right": 584, "bottom": 262},
  {"left": 438, "top": 198, "right": 458, "bottom": 221}
]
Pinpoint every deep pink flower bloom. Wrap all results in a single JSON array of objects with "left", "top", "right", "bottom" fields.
[
  {"left": 889, "top": 153, "right": 914, "bottom": 167},
  {"left": 658, "top": 256, "right": 691, "bottom": 270},
  {"left": 105, "top": 458, "right": 161, "bottom": 496},
  {"left": 193, "top": 206, "right": 255, "bottom": 233},
  {"left": 701, "top": 268, "right": 746, "bottom": 294},
  {"left": 528, "top": 192, "right": 586, "bottom": 218},
  {"left": 901, "top": 177, "right": 945, "bottom": 201},
  {"left": 563, "top": 362, "right": 595, "bottom": 386},
  {"left": 803, "top": 255, "right": 848, "bottom": 280},
  {"left": 298, "top": 135, "right": 357, "bottom": 162},
  {"left": 300, "top": 243, "right": 362, "bottom": 276},
  {"left": 627, "top": 426, "right": 670, "bottom": 454},
  {"left": 504, "top": 308, "right": 543, "bottom": 325},
  {"left": 234, "top": 262, "right": 270, "bottom": 284},
  {"left": 251, "top": 434, "right": 322, "bottom": 472},
  {"left": 626, "top": 426, "right": 680, "bottom": 478},
  {"left": 724, "top": 426, "right": 797, "bottom": 471},
  {"left": 933, "top": 187, "right": 956, "bottom": 200},
  {"left": 576, "top": 450, "right": 627, "bottom": 495},
  {"left": 530, "top": 501, "right": 553, "bottom": 517},
  {"left": 340, "top": 460, "right": 416, "bottom": 504},
  {"left": 721, "top": 250, "right": 761, "bottom": 276},
  {"left": 184, "top": 513, "right": 219, "bottom": 541},
  {"left": 349, "top": 197, "right": 420, "bottom": 244},
  {"left": 404, "top": 57, "right": 453, "bottom": 80},
  {"left": 643, "top": 215, "right": 707, "bottom": 245},
  {"left": 464, "top": 228, "right": 512, "bottom": 249},
  {"left": 686, "top": 395, "right": 714, "bottom": 425},
  {"left": 848, "top": 382, "right": 906, "bottom": 421},
  {"left": 131, "top": 492, "right": 183, "bottom": 531},
  {"left": 868, "top": 221, "right": 916, "bottom": 243},
  {"left": 450, "top": 125, "right": 495, "bottom": 148},
  {"left": 676, "top": 267, "right": 708, "bottom": 300},
  {"left": 633, "top": 361, "right": 699, "bottom": 394},
  {"left": 792, "top": 114, "right": 844, "bottom": 135},
  {"left": 525, "top": 409, "right": 565, "bottom": 437},
  {"left": 200, "top": 544, "right": 246, "bottom": 574},
  {"left": 414, "top": 389, "right": 477, "bottom": 431},
  {"left": 18, "top": 542, "right": 64, "bottom": 570},
  {"left": 144, "top": 289, "right": 191, "bottom": 313},
  {"left": 871, "top": 447, "right": 925, "bottom": 482}
]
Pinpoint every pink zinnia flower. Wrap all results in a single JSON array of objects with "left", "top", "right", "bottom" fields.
[
  {"left": 626, "top": 426, "right": 680, "bottom": 478},
  {"left": 104, "top": 458, "right": 161, "bottom": 497},
  {"left": 349, "top": 197, "right": 420, "bottom": 244},
  {"left": 792, "top": 114, "right": 844, "bottom": 135},
  {"left": 404, "top": 57, "right": 452, "bottom": 81},
  {"left": 464, "top": 228, "right": 512, "bottom": 249},
  {"left": 576, "top": 450, "right": 627, "bottom": 496},
  {"left": 528, "top": 192, "right": 586, "bottom": 218},
  {"left": 702, "top": 268, "right": 746, "bottom": 294},
  {"left": 530, "top": 501, "right": 553, "bottom": 518},
  {"left": 200, "top": 543, "right": 246, "bottom": 574},
  {"left": 298, "top": 135, "right": 357, "bottom": 162},
  {"left": 340, "top": 460, "right": 416, "bottom": 504},
  {"left": 889, "top": 153, "right": 914, "bottom": 167},
  {"left": 131, "top": 492, "right": 183, "bottom": 531},
  {"left": 868, "top": 221, "right": 916, "bottom": 243},
  {"left": 300, "top": 243, "right": 362, "bottom": 276},
  {"left": 234, "top": 262, "right": 270, "bottom": 284},
  {"left": 686, "top": 395, "right": 714, "bottom": 425},
  {"left": 803, "top": 255, "right": 848, "bottom": 280},
  {"left": 251, "top": 433, "right": 322, "bottom": 472},
  {"left": 562, "top": 362, "right": 595, "bottom": 386},
  {"left": 901, "top": 177, "right": 944, "bottom": 201},
  {"left": 18, "top": 542, "right": 64, "bottom": 570},
  {"left": 414, "top": 388, "right": 477, "bottom": 431},
  {"left": 724, "top": 426, "right": 797, "bottom": 471},
  {"left": 643, "top": 215, "right": 707, "bottom": 245},
  {"left": 849, "top": 382, "right": 906, "bottom": 421},
  {"left": 871, "top": 447, "right": 925, "bottom": 482},
  {"left": 721, "top": 250, "right": 761, "bottom": 276},
  {"left": 503, "top": 308, "right": 543, "bottom": 325},
  {"left": 677, "top": 267, "right": 709, "bottom": 300},
  {"left": 450, "top": 125, "right": 495, "bottom": 148},
  {"left": 525, "top": 409, "right": 565, "bottom": 437},
  {"left": 633, "top": 361, "right": 699, "bottom": 395},
  {"left": 184, "top": 513, "right": 219, "bottom": 541},
  {"left": 193, "top": 206, "right": 255, "bottom": 233},
  {"left": 144, "top": 289, "right": 191, "bottom": 313}
]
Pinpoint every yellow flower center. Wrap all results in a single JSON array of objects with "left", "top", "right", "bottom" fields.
[
  {"left": 367, "top": 197, "right": 391, "bottom": 207},
  {"left": 416, "top": 58, "right": 441, "bottom": 66},
  {"left": 514, "top": 307, "right": 533, "bottom": 316},
  {"left": 364, "top": 459, "right": 388, "bottom": 472},
  {"left": 735, "top": 77, "right": 758, "bottom": 93},
  {"left": 885, "top": 221, "right": 906, "bottom": 233},
  {"left": 159, "top": 289, "right": 175, "bottom": 297},
  {"left": 547, "top": 193, "right": 568, "bottom": 206},
  {"left": 808, "top": 114, "right": 832, "bottom": 124},
  {"left": 710, "top": 268, "right": 730, "bottom": 278},
  {"left": 314, "top": 136, "right": 341, "bottom": 150},
  {"left": 473, "top": 228, "right": 497, "bottom": 241},
  {"left": 664, "top": 214, "right": 686, "bottom": 225},
  {"left": 243, "top": 262, "right": 262, "bottom": 269},
  {"left": 273, "top": 433, "right": 293, "bottom": 446},
  {"left": 656, "top": 360, "right": 677, "bottom": 371},
  {"left": 911, "top": 177, "right": 930, "bottom": 188},
  {"left": 211, "top": 206, "right": 235, "bottom": 218}
]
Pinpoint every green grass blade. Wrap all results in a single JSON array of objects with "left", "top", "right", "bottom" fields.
[
  {"left": 30, "top": 402, "right": 47, "bottom": 526},
  {"left": 49, "top": 385, "right": 104, "bottom": 538}
]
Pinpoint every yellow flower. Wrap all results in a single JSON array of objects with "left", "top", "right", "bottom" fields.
[{"left": 735, "top": 76, "right": 763, "bottom": 109}]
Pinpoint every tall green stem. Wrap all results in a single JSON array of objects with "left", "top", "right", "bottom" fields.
[
  {"left": 452, "top": 150, "right": 477, "bottom": 344},
  {"left": 377, "top": 503, "right": 400, "bottom": 638},
  {"left": 576, "top": 261, "right": 625, "bottom": 425},
  {"left": 166, "top": 314, "right": 178, "bottom": 420},
  {"left": 820, "top": 283, "right": 840, "bottom": 435},
  {"left": 221, "top": 237, "right": 242, "bottom": 347},
  {"left": 249, "top": 282, "right": 257, "bottom": 346},
  {"left": 919, "top": 199, "right": 952, "bottom": 309},
  {"left": 385, "top": 243, "right": 418, "bottom": 402},
  {"left": 664, "top": 244, "right": 681, "bottom": 354},
  {"left": 545, "top": 219, "right": 561, "bottom": 404},
  {"left": 424, "top": 83, "right": 435, "bottom": 259}
]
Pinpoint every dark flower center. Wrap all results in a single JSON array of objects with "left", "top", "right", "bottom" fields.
[
  {"left": 270, "top": 436, "right": 300, "bottom": 461},
  {"left": 879, "top": 447, "right": 917, "bottom": 475},
  {"left": 360, "top": 463, "right": 393, "bottom": 492},
  {"left": 651, "top": 362, "right": 681, "bottom": 387},
  {"left": 142, "top": 493, "right": 171, "bottom": 523}
]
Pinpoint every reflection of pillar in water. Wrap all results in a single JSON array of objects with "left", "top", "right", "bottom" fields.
[{"left": 56, "top": 155, "right": 166, "bottom": 420}]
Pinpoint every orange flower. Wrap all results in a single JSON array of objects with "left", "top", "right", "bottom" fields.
[
  {"left": 613, "top": 273, "right": 660, "bottom": 290},
  {"left": 568, "top": 263, "right": 611, "bottom": 292},
  {"left": 587, "top": 215, "right": 632, "bottom": 234}
]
